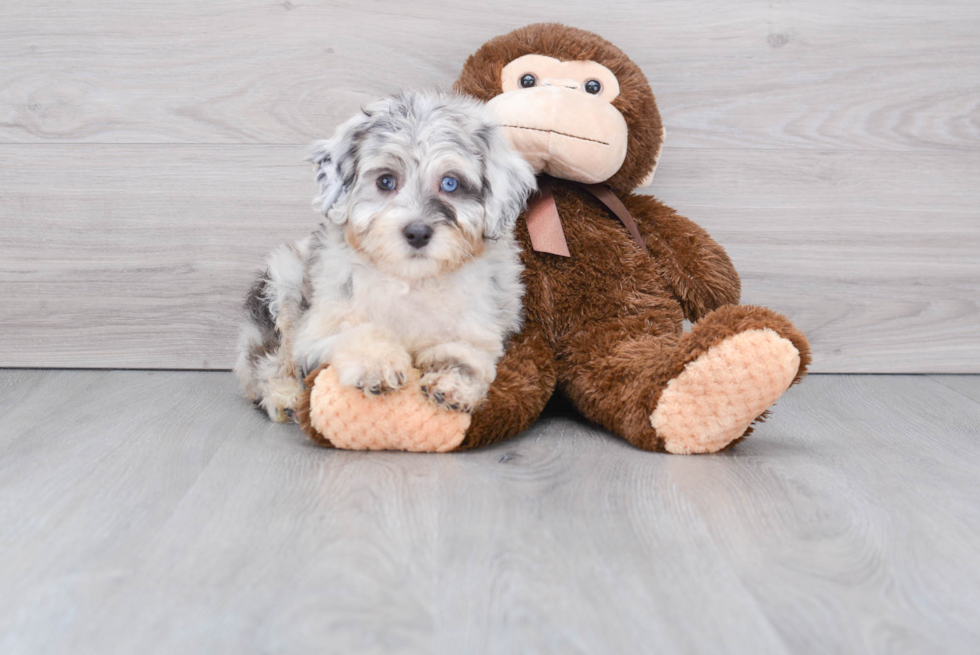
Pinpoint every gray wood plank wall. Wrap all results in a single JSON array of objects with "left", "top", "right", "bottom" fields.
[{"left": 1, "top": 1, "right": 978, "bottom": 372}]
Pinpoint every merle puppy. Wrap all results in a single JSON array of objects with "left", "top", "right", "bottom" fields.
[{"left": 235, "top": 91, "right": 536, "bottom": 422}]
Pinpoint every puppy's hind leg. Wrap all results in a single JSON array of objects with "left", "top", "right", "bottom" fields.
[
  {"left": 259, "top": 366, "right": 304, "bottom": 423},
  {"left": 235, "top": 242, "right": 310, "bottom": 422}
]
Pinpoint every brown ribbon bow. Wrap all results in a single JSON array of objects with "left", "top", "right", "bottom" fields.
[{"left": 524, "top": 178, "right": 649, "bottom": 257}]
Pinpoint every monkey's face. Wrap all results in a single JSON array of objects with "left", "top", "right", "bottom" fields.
[{"left": 487, "top": 54, "right": 629, "bottom": 184}]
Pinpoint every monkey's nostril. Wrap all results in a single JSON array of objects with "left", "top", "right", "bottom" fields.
[{"left": 403, "top": 222, "right": 433, "bottom": 249}]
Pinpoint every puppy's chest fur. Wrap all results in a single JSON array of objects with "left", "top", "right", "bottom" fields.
[
  {"left": 304, "top": 230, "right": 523, "bottom": 353},
  {"left": 346, "top": 269, "right": 474, "bottom": 347}
]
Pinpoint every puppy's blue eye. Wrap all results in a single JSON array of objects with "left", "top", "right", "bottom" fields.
[
  {"left": 440, "top": 176, "right": 458, "bottom": 193},
  {"left": 377, "top": 175, "right": 396, "bottom": 191}
]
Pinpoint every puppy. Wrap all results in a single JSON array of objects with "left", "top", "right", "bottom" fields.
[{"left": 235, "top": 91, "right": 536, "bottom": 422}]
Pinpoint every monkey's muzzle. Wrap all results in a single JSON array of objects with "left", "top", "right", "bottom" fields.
[{"left": 487, "top": 86, "right": 629, "bottom": 184}]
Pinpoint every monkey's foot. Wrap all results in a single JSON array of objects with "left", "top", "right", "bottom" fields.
[
  {"left": 300, "top": 366, "right": 470, "bottom": 452},
  {"left": 650, "top": 328, "right": 800, "bottom": 454}
]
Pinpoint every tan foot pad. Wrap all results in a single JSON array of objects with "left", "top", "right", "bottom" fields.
[
  {"left": 308, "top": 367, "right": 470, "bottom": 452},
  {"left": 651, "top": 328, "right": 800, "bottom": 454}
]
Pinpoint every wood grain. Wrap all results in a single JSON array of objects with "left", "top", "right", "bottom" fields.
[
  {"left": 1, "top": 0, "right": 978, "bottom": 371},
  {"left": 1, "top": 145, "right": 976, "bottom": 371},
  {"left": 1, "top": 370, "right": 979, "bottom": 653},
  {"left": 0, "top": 145, "right": 316, "bottom": 369},
  {"left": 929, "top": 374, "right": 980, "bottom": 404},
  {"left": 1, "top": 1, "right": 977, "bottom": 151},
  {"left": 669, "top": 374, "right": 980, "bottom": 653}
]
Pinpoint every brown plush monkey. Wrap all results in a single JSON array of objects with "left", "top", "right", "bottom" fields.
[{"left": 300, "top": 23, "right": 810, "bottom": 454}]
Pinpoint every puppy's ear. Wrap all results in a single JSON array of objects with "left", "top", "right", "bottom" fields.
[
  {"left": 482, "top": 127, "right": 537, "bottom": 239},
  {"left": 309, "top": 110, "right": 372, "bottom": 223}
]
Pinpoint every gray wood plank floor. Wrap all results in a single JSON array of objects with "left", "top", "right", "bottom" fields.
[{"left": 1, "top": 371, "right": 978, "bottom": 654}]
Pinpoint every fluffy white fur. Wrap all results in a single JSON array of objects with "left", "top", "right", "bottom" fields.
[{"left": 235, "top": 91, "right": 536, "bottom": 422}]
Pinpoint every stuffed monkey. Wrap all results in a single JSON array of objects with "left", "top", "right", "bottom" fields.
[{"left": 299, "top": 23, "right": 810, "bottom": 454}]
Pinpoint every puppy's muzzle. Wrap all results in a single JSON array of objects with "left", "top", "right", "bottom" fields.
[{"left": 403, "top": 222, "right": 433, "bottom": 249}]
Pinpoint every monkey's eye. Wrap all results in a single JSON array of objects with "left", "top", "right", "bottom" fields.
[
  {"left": 377, "top": 174, "right": 396, "bottom": 191},
  {"left": 584, "top": 79, "right": 602, "bottom": 95},
  {"left": 440, "top": 176, "right": 458, "bottom": 193},
  {"left": 520, "top": 73, "right": 536, "bottom": 88}
]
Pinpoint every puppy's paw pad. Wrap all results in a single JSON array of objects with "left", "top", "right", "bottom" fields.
[
  {"left": 420, "top": 370, "right": 486, "bottom": 413},
  {"left": 262, "top": 397, "right": 299, "bottom": 423},
  {"left": 261, "top": 378, "right": 303, "bottom": 423},
  {"left": 267, "top": 406, "right": 296, "bottom": 423}
]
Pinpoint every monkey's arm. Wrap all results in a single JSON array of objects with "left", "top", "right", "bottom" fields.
[
  {"left": 456, "top": 318, "right": 557, "bottom": 450},
  {"left": 624, "top": 194, "right": 741, "bottom": 321}
]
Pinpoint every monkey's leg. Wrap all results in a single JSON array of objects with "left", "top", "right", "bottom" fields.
[
  {"left": 454, "top": 320, "right": 558, "bottom": 451},
  {"left": 560, "top": 304, "right": 809, "bottom": 453},
  {"left": 295, "top": 320, "right": 556, "bottom": 452}
]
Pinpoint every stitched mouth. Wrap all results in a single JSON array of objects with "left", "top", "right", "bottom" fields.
[{"left": 500, "top": 124, "right": 610, "bottom": 146}]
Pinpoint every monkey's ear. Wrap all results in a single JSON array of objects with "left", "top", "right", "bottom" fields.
[
  {"left": 483, "top": 128, "right": 537, "bottom": 239},
  {"left": 309, "top": 111, "right": 372, "bottom": 223}
]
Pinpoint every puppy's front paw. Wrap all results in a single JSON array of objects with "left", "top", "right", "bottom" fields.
[
  {"left": 332, "top": 343, "right": 412, "bottom": 397},
  {"left": 420, "top": 369, "right": 488, "bottom": 413}
]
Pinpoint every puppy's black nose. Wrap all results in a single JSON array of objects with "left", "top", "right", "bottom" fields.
[{"left": 403, "top": 222, "right": 433, "bottom": 249}]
